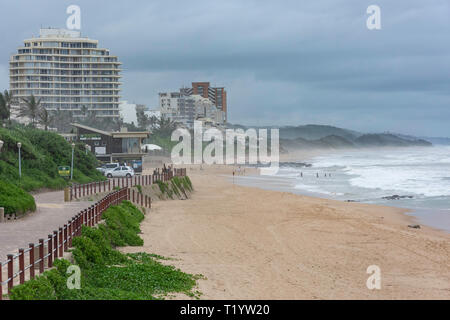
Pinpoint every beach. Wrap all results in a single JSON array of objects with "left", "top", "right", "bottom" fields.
[{"left": 124, "top": 165, "right": 450, "bottom": 299}]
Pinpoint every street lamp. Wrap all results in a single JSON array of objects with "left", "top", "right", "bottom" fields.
[
  {"left": 17, "top": 142, "right": 22, "bottom": 178},
  {"left": 71, "top": 143, "right": 75, "bottom": 180}
]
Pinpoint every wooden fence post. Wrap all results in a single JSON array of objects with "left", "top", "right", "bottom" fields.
[
  {"left": 29, "top": 243, "right": 35, "bottom": 279},
  {"left": 58, "top": 228, "right": 63, "bottom": 257},
  {"left": 7, "top": 254, "right": 14, "bottom": 293},
  {"left": 63, "top": 226, "right": 68, "bottom": 252},
  {"left": 38, "top": 239, "right": 44, "bottom": 273},
  {"left": 53, "top": 231, "right": 58, "bottom": 259},
  {"left": 18, "top": 249, "right": 25, "bottom": 284},
  {"left": 47, "top": 235, "right": 53, "bottom": 268},
  {"left": 68, "top": 220, "right": 73, "bottom": 247}
]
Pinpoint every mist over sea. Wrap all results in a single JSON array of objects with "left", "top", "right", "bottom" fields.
[{"left": 235, "top": 146, "right": 450, "bottom": 233}]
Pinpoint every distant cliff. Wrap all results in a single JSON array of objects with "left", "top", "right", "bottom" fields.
[{"left": 228, "top": 124, "right": 433, "bottom": 150}]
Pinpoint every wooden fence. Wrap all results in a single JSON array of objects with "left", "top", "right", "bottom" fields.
[
  {"left": 0, "top": 168, "right": 187, "bottom": 299},
  {"left": 70, "top": 168, "right": 186, "bottom": 200}
]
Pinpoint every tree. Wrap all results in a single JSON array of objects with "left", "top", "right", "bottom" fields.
[
  {"left": 152, "top": 116, "right": 178, "bottom": 137},
  {"left": 51, "top": 108, "right": 74, "bottom": 133},
  {"left": 0, "top": 90, "right": 15, "bottom": 123},
  {"left": 0, "top": 92, "right": 8, "bottom": 121},
  {"left": 38, "top": 107, "right": 53, "bottom": 131},
  {"left": 136, "top": 109, "right": 150, "bottom": 129},
  {"left": 19, "top": 95, "right": 42, "bottom": 127}
]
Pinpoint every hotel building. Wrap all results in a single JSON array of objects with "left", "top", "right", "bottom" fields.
[
  {"left": 9, "top": 28, "right": 122, "bottom": 119},
  {"left": 181, "top": 82, "right": 227, "bottom": 122}
]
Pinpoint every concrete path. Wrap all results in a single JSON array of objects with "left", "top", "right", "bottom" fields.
[{"left": 0, "top": 191, "right": 93, "bottom": 260}]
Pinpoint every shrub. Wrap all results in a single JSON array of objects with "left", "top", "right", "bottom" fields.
[
  {"left": 101, "top": 201, "right": 144, "bottom": 246},
  {"left": 0, "top": 125, "right": 105, "bottom": 216},
  {"left": 8, "top": 275, "right": 56, "bottom": 300},
  {"left": 0, "top": 180, "right": 36, "bottom": 214}
]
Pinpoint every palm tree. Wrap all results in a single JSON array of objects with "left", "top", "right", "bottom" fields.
[
  {"left": 52, "top": 108, "right": 74, "bottom": 132},
  {"left": 38, "top": 107, "right": 53, "bottom": 131},
  {"left": 3, "top": 90, "right": 15, "bottom": 122},
  {"left": 0, "top": 92, "right": 8, "bottom": 122},
  {"left": 19, "top": 95, "right": 42, "bottom": 127},
  {"left": 153, "top": 116, "right": 178, "bottom": 137}
]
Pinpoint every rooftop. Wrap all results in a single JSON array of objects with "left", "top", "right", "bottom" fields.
[{"left": 39, "top": 28, "right": 81, "bottom": 39}]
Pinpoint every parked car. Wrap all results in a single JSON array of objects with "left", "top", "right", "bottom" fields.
[
  {"left": 96, "top": 163, "right": 120, "bottom": 174},
  {"left": 105, "top": 166, "right": 135, "bottom": 178}
]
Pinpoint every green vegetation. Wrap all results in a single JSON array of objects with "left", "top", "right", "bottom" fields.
[
  {"left": 0, "top": 181, "right": 36, "bottom": 215},
  {"left": 9, "top": 201, "right": 201, "bottom": 300},
  {"left": 154, "top": 176, "right": 192, "bottom": 200},
  {"left": 0, "top": 125, "right": 105, "bottom": 214},
  {"left": 135, "top": 184, "right": 142, "bottom": 194},
  {"left": 156, "top": 180, "right": 173, "bottom": 199}
]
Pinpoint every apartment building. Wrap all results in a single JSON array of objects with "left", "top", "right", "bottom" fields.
[
  {"left": 181, "top": 82, "right": 227, "bottom": 122},
  {"left": 9, "top": 28, "right": 122, "bottom": 119},
  {"left": 159, "top": 90, "right": 224, "bottom": 129}
]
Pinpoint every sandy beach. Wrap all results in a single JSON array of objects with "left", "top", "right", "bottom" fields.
[{"left": 124, "top": 165, "right": 450, "bottom": 299}]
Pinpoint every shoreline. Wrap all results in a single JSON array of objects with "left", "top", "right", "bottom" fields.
[
  {"left": 232, "top": 172, "right": 450, "bottom": 234},
  {"left": 125, "top": 165, "right": 450, "bottom": 299}
]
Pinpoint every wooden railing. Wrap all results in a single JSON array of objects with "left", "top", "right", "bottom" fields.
[{"left": 70, "top": 168, "right": 186, "bottom": 201}]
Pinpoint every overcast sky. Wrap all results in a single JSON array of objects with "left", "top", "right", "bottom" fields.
[{"left": 1, "top": 0, "right": 449, "bottom": 137}]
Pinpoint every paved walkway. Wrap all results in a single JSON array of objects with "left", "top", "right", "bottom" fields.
[{"left": 0, "top": 191, "right": 92, "bottom": 260}]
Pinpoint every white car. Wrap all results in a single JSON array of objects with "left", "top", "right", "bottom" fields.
[
  {"left": 97, "top": 163, "right": 120, "bottom": 174},
  {"left": 105, "top": 166, "right": 135, "bottom": 178}
]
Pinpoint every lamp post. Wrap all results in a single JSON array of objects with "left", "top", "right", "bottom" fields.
[
  {"left": 17, "top": 142, "right": 22, "bottom": 178},
  {"left": 71, "top": 143, "right": 75, "bottom": 180}
]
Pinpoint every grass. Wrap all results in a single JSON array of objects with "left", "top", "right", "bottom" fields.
[
  {"left": 9, "top": 201, "right": 201, "bottom": 300},
  {"left": 0, "top": 124, "right": 104, "bottom": 214},
  {"left": 155, "top": 176, "right": 192, "bottom": 200},
  {"left": 0, "top": 180, "right": 36, "bottom": 215}
]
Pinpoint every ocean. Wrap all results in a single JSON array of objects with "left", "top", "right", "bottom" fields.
[{"left": 234, "top": 146, "right": 450, "bottom": 233}]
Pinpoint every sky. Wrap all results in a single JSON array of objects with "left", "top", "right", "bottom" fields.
[{"left": 1, "top": 0, "right": 450, "bottom": 137}]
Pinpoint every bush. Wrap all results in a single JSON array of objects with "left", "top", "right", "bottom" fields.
[
  {"left": 0, "top": 180, "right": 36, "bottom": 214},
  {"left": 0, "top": 125, "right": 105, "bottom": 215},
  {"left": 8, "top": 275, "right": 56, "bottom": 300},
  {"left": 0, "top": 125, "right": 105, "bottom": 190},
  {"left": 101, "top": 201, "right": 144, "bottom": 246}
]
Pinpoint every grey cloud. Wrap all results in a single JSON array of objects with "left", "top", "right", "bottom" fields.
[{"left": 0, "top": 0, "right": 449, "bottom": 136}]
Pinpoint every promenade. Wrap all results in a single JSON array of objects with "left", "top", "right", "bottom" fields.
[{"left": 0, "top": 191, "right": 92, "bottom": 259}]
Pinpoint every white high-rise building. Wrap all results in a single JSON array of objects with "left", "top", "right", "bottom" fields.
[{"left": 9, "top": 28, "right": 122, "bottom": 119}]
